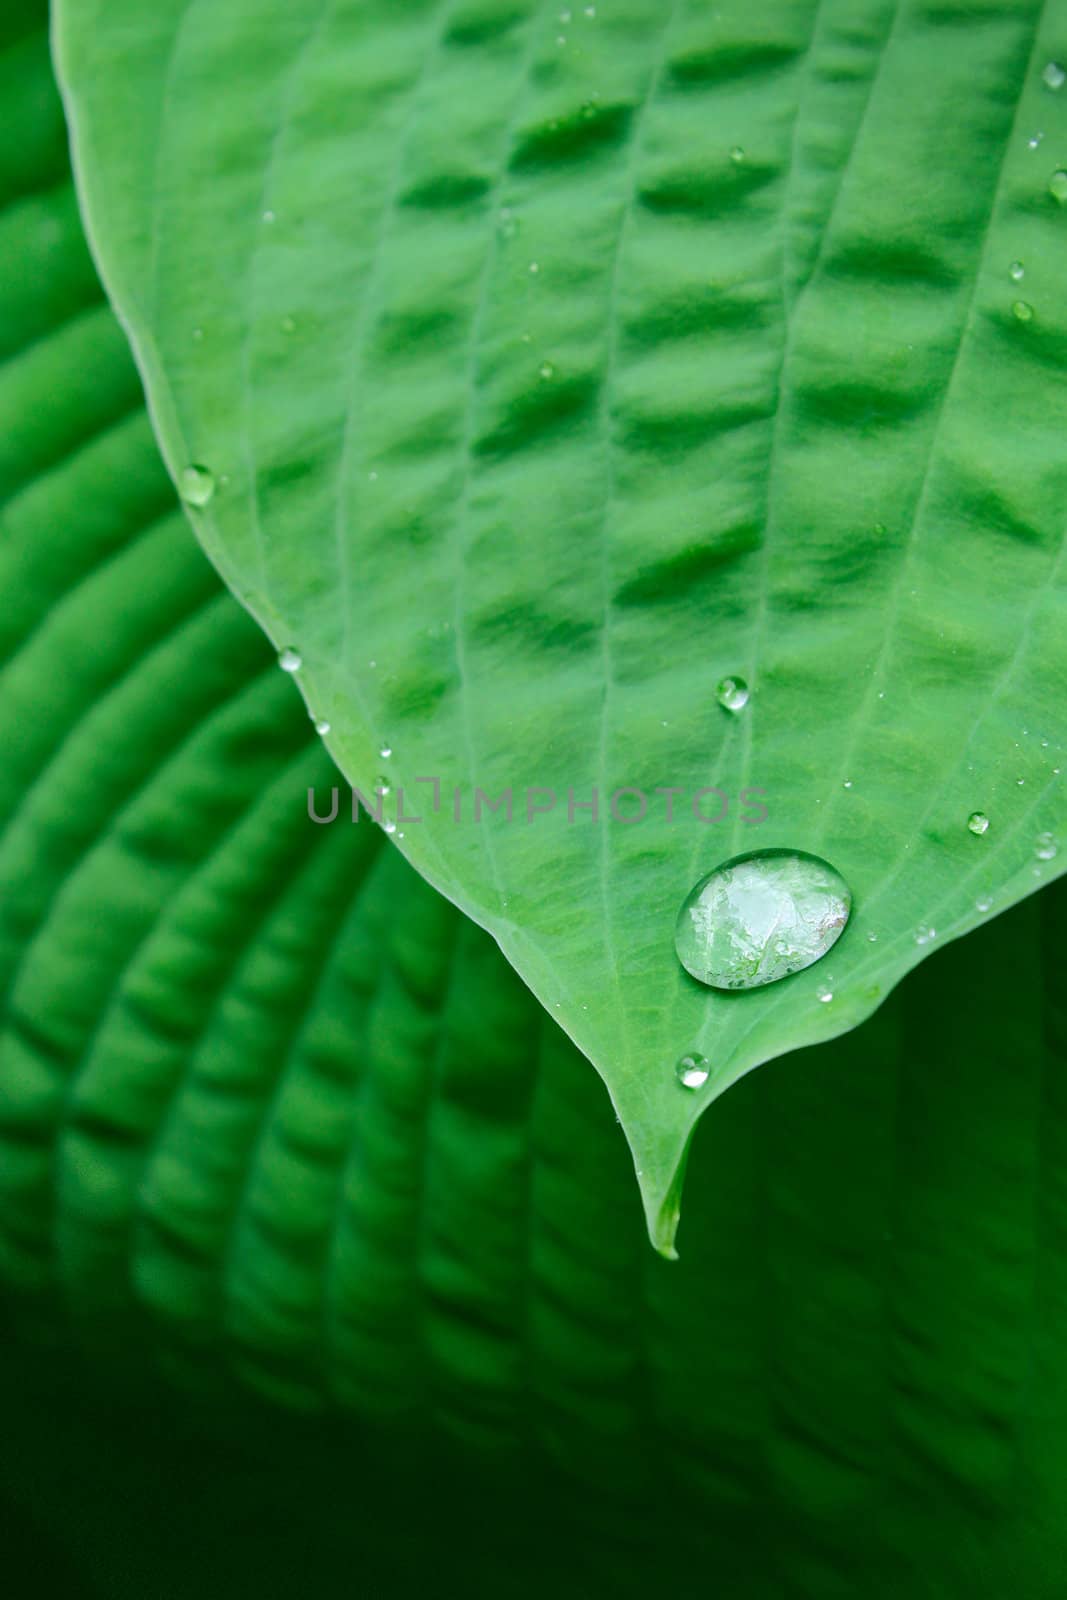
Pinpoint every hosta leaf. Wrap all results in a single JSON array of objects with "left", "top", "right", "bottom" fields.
[
  {"left": 53, "top": 0, "right": 1067, "bottom": 1251},
  {"left": 6, "top": 20, "right": 1067, "bottom": 1587}
]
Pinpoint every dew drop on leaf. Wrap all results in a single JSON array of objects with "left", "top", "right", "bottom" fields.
[
  {"left": 815, "top": 982, "right": 833, "bottom": 1003},
  {"left": 313, "top": 717, "right": 330, "bottom": 736},
  {"left": 1012, "top": 300, "right": 1034, "bottom": 322},
  {"left": 1049, "top": 169, "right": 1067, "bottom": 202},
  {"left": 675, "top": 1053, "right": 710, "bottom": 1090},
  {"left": 967, "top": 811, "right": 990, "bottom": 835},
  {"left": 1035, "top": 831, "right": 1059, "bottom": 861},
  {"left": 674, "top": 849, "right": 851, "bottom": 991},
  {"left": 729, "top": 145, "right": 745, "bottom": 164},
  {"left": 383, "top": 819, "right": 396, "bottom": 835},
  {"left": 539, "top": 361, "right": 555, "bottom": 380},
  {"left": 179, "top": 464, "right": 215, "bottom": 507},
  {"left": 1043, "top": 60, "right": 1066, "bottom": 90},
  {"left": 914, "top": 925, "right": 936, "bottom": 946},
  {"left": 716, "top": 674, "right": 749, "bottom": 712},
  {"left": 379, "top": 744, "right": 392, "bottom": 759},
  {"left": 1009, "top": 260, "right": 1025, "bottom": 281},
  {"left": 278, "top": 647, "right": 302, "bottom": 673},
  {"left": 976, "top": 894, "right": 993, "bottom": 913}
]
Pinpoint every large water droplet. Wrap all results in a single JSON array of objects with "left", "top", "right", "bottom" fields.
[
  {"left": 1044, "top": 60, "right": 1066, "bottom": 90},
  {"left": 674, "top": 849, "right": 851, "bottom": 991},
  {"left": 967, "top": 811, "right": 990, "bottom": 835},
  {"left": 675, "top": 1053, "right": 710, "bottom": 1090},
  {"left": 1035, "top": 831, "right": 1059, "bottom": 861},
  {"left": 278, "top": 647, "right": 302, "bottom": 673},
  {"left": 716, "top": 674, "right": 749, "bottom": 713},
  {"left": 1050, "top": 169, "right": 1067, "bottom": 202},
  {"left": 179, "top": 464, "right": 215, "bottom": 507}
]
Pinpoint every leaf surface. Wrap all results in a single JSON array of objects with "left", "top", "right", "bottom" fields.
[{"left": 53, "top": 0, "right": 1067, "bottom": 1247}]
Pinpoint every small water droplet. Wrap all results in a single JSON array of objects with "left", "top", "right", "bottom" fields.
[
  {"left": 843, "top": 779, "right": 853, "bottom": 790},
  {"left": 866, "top": 931, "right": 878, "bottom": 943},
  {"left": 675, "top": 849, "right": 851, "bottom": 991},
  {"left": 1029, "top": 132, "right": 1045, "bottom": 149},
  {"left": 528, "top": 261, "right": 539, "bottom": 274},
  {"left": 1043, "top": 60, "right": 1066, "bottom": 90},
  {"left": 1017, "top": 777, "right": 1026, "bottom": 786},
  {"left": 914, "top": 925, "right": 936, "bottom": 946},
  {"left": 379, "top": 744, "right": 392, "bottom": 759},
  {"left": 179, "top": 464, "right": 215, "bottom": 507},
  {"left": 383, "top": 819, "right": 397, "bottom": 835},
  {"left": 676, "top": 1053, "right": 710, "bottom": 1090},
  {"left": 584, "top": 3, "right": 596, "bottom": 14},
  {"left": 539, "top": 361, "right": 555, "bottom": 380},
  {"left": 1012, "top": 299, "right": 1034, "bottom": 322},
  {"left": 278, "top": 647, "right": 302, "bottom": 673},
  {"left": 1050, "top": 169, "right": 1067, "bottom": 202},
  {"left": 1041, "top": 738, "right": 1050, "bottom": 748},
  {"left": 1035, "top": 831, "right": 1059, "bottom": 861},
  {"left": 716, "top": 674, "right": 749, "bottom": 712},
  {"left": 967, "top": 811, "right": 990, "bottom": 835},
  {"left": 262, "top": 209, "right": 276, "bottom": 224},
  {"left": 376, "top": 777, "right": 390, "bottom": 796},
  {"left": 1009, "top": 260, "right": 1025, "bottom": 281},
  {"left": 729, "top": 145, "right": 745, "bottom": 164},
  {"left": 976, "top": 894, "right": 993, "bottom": 914},
  {"left": 313, "top": 718, "right": 330, "bottom": 736},
  {"left": 815, "top": 982, "right": 833, "bottom": 1003}
]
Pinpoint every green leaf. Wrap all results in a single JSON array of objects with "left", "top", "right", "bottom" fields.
[
  {"left": 49, "top": 0, "right": 1067, "bottom": 1251},
  {"left": 7, "top": 19, "right": 1067, "bottom": 1586}
]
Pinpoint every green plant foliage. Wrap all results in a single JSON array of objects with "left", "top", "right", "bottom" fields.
[
  {"left": 53, "top": 0, "right": 1067, "bottom": 1249},
  {"left": 5, "top": 8, "right": 1067, "bottom": 1591}
]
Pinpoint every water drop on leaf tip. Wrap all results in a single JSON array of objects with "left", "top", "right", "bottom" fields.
[{"left": 676, "top": 1053, "right": 710, "bottom": 1090}]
